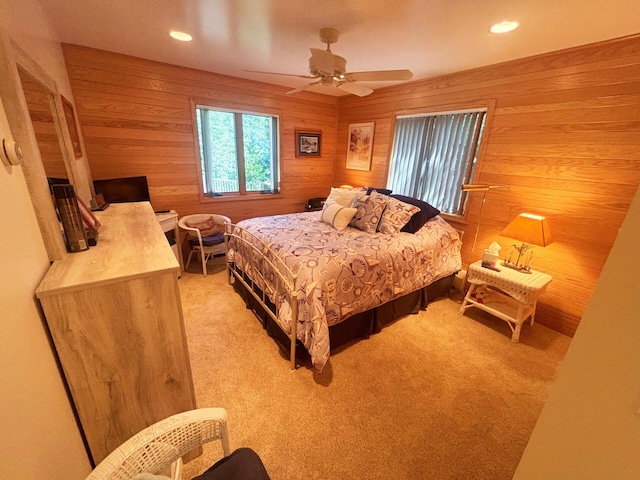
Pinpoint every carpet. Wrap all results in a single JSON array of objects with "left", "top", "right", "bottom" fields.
[{"left": 178, "top": 260, "right": 570, "bottom": 480}]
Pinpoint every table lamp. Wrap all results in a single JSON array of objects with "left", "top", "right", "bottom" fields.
[{"left": 501, "top": 213, "right": 552, "bottom": 273}]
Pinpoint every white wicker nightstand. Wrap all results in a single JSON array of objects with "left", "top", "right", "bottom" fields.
[{"left": 459, "top": 260, "right": 552, "bottom": 342}]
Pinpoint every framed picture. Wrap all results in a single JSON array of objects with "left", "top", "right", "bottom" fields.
[
  {"left": 61, "top": 96, "right": 83, "bottom": 158},
  {"left": 346, "top": 122, "right": 375, "bottom": 171},
  {"left": 295, "top": 130, "right": 322, "bottom": 157}
]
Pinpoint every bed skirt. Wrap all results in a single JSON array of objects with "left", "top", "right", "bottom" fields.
[{"left": 231, "top": 267, "right": 456, "bottom": 365}]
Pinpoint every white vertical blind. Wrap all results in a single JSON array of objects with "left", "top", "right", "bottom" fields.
[{"left": 388, "top": 110, "right": 486, "bottom": 214}]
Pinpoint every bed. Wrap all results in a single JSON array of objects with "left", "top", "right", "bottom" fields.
[{"left": 225, "top": 198, "right": 461, "bottom": 371}]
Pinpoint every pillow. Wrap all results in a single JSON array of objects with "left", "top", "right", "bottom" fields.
[
  {"left": 377, "top": 196, "right": 421, "bottom": 234},
  {"left": 349, "top": 190, "right": 389, "bottom": 233},
  {"left": 321, "top": 201, "right": 357, "bottom": 231},
  {"left": 366, "top": 186, "right": 392, "bottom": 196},
  {"left": 324, "top": 187, "right": 366, "bottom": 207},
  {"left": 391, "top": 194, "right": 440, "bottom": 234},
  {"left": 185, "top": 216, "right": 222, "bottom": 237}
]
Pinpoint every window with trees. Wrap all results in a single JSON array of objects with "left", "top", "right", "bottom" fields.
[
  {"left": 195, "top": 106, "right": 280, "bottom": 196},
  {"left": 387, "top": 109, "right": 487, "bottom": 215}
]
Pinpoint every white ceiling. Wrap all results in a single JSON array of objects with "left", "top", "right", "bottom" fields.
[{"left": 38, "top": 0, "right": 640, "bottom": 96}]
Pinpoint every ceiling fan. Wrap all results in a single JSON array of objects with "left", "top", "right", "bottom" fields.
[{"left": 246, "top": 27, "right": 413, "bottom": 97}]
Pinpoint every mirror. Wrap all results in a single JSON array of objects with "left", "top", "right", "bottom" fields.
[
  {"left": 17, "top": 66, "right": 72, "bottom": 184},
  {"left": 0, "top": 34, "right": 95, "bottom": 260}
]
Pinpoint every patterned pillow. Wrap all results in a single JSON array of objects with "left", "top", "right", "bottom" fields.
[
  {"left": 390, "top": 194, "right": 441, "bottom": 234},
  {"left": 349, "top": 190, "right": 388, "bottom": 233},
  {"left": 321, "top": 201, "right": 358, "bottom": 231},
  {"left": 377, "top": 196, "right": 421, "bottom": 234}
]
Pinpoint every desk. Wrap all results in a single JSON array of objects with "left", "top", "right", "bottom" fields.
[
  {"left": 460, "top": 261, "right": 552, "bottom": 342},
  {"left": 156, "top": 210, "right": 183, "bottom": 272}
]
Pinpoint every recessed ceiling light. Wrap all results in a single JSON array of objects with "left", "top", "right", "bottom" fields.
[
  {"left": 490, "top": 21, "right": 520, "bottom": 34},
  {"left": 170, "top": 31, "right": 193, "bottom": 42}
]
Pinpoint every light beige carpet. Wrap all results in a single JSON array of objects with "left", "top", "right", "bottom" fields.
[{"left": 178, "top": 259, "right": 570, "bottom": 480}]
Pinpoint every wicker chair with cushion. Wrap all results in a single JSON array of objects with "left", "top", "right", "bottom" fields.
[
  {"left": 178, "top": 214, "right": 230, "bottom": 277},
  {"left": 85, "top": 408, "right": 270, "bottom": 480}
]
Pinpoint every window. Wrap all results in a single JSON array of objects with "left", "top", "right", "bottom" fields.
[
  {"left": 387, "top": 109, "right": 487, "bottom": 215},
  {"left": 195, "top": 106, "right": 279, "bottom": 196}
]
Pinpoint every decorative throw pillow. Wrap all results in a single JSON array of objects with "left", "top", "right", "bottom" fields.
[
  {"left": 349, "top": 190, "right": 389, "bottom": 233},
  {"left": 321, "top": 201, "right": 358, "bottom": 231},
  {"left": 185, "top": 216, "right": 221, "bottom": 237},
  {"left": 391, "top": 194, "right": 441, "bottom": 234},
  {"left": 377, "top": 196, "right": 421, "bottom": 234},
  {"left": 324, "top": 187, "right": 366, "bottom": 208}
]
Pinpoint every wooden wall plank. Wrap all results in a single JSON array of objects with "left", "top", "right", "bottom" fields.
[
  {"left": 64, "top": 36, "right": 640, "bottom": 340},
  {"left": 63, "top": 44, "right": 338, "bottom": 222},
  {"left": 334, "top": 34, "right": 640, "bottom": 338}
]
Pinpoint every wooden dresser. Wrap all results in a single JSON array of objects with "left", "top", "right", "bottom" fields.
[{"left": 36, "top": 202, "right": 196, "bottom": 465}]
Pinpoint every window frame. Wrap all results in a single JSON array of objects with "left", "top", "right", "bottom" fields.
[
  {"left": 191, "top": 99, "right": 282, "bottom": 203},
  {"left": 387, "top": 101, "right": 496, "bottom": 223}
]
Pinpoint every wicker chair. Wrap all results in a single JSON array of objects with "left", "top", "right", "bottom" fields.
[
  {"left": 85, "top": 408, "right": 269, "bottom": 480},
  {"left": 178, "top": 214, "right": 230, "bottom": 277}
]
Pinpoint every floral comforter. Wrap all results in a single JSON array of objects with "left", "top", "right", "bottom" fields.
[{"left": 228, "top": 211, "right": 461, "bottom": 370}]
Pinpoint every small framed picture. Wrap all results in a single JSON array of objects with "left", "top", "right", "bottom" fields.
[
  {"left": 295, "top": 130, "right": 322, "bottom": 157},
  {"left": 346, "top": 122, "right": 375, "bottom": 171}
]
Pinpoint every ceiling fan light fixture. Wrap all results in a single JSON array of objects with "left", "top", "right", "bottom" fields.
[
  {"left": 258, "top": 27, "right": 412, "bottom": 97},
  {"left": 169, "top": 30, "right": 193, "bottom": 42},
  {"left": 490, "top": 20, "right": 520, "bottom": 34}
]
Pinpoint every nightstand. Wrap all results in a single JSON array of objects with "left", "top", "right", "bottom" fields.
[{"left": 459, "top": 260, "right": 552, "bottom": 342}]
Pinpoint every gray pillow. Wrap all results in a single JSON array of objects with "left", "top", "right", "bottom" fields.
[{"left": 349, "top": 190, "right": 389, "bottom": 233}]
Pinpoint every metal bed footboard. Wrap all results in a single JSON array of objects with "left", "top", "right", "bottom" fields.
[{"left": 224, "top": 223, "right": 299, "bottom": 370}]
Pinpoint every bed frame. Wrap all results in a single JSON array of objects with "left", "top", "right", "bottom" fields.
[
  {"left": 225, "top": 223, "right": 300, "bottom": 370},
  {"left": 224, "top": 223, "right": 456, "bottom": 371}
]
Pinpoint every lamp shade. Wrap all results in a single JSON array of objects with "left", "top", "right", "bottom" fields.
[{"left": 501, "top": 213, "right": 553, "bottom": 247}]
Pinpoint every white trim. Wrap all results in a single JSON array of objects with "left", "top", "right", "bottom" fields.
[
  {"left": 195, "top": 103, "right": 280, "bottom": 121},
  {"left": 396, "top": 107, "right": 487, "bottom": 119}
]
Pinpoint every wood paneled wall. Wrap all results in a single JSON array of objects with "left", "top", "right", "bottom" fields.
[
  {"left": 63, "top": 35, "right": 640, "bottom": 338},
  {"left": 61, "top": 44, "right": 338, "bottom": 221},
  {"left": 335, "top": 34, "right": 640, "bottom": 337}
]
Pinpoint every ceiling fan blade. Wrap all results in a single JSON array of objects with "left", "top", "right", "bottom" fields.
[
  {"left": 338, "top": 81, "right": 373, "bottom": 97},
  {"left": 287, "top": 80, "right": 322, "bottom": 95},
  {"left": 346, "top": 69, "right": 413, "bottom": 82},
  {"left": 310, "top": 48, "right": 335, "bottom": 75},
  {"left": 244, "top": 70, "right": 316, "bottom": 79}
]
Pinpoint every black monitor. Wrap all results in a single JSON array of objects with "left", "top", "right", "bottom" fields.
[{"left": 93, "top": 176, "right": 151, "bottom": 204}]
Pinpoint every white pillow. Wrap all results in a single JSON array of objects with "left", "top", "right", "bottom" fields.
[
  {"left": 325, "top": 187, "right": 366, "bottom": 207},
  {"left": 321, "top": 201, "right": 357, "bottom": 231}
]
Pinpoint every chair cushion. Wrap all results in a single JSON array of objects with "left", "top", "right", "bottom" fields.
[
  {"left": 186, "top": 216, "right": 222, "bottom": 237},
  {"left": 193, "top": 447, "right": 271, "bottom": 480},
  {"left": 189, "top": 232, "right": 225, "bottom": 247}
]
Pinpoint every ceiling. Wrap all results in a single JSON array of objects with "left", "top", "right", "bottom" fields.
[{"left": 38, "top": 0, "right": 640, "bottom": 96}]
